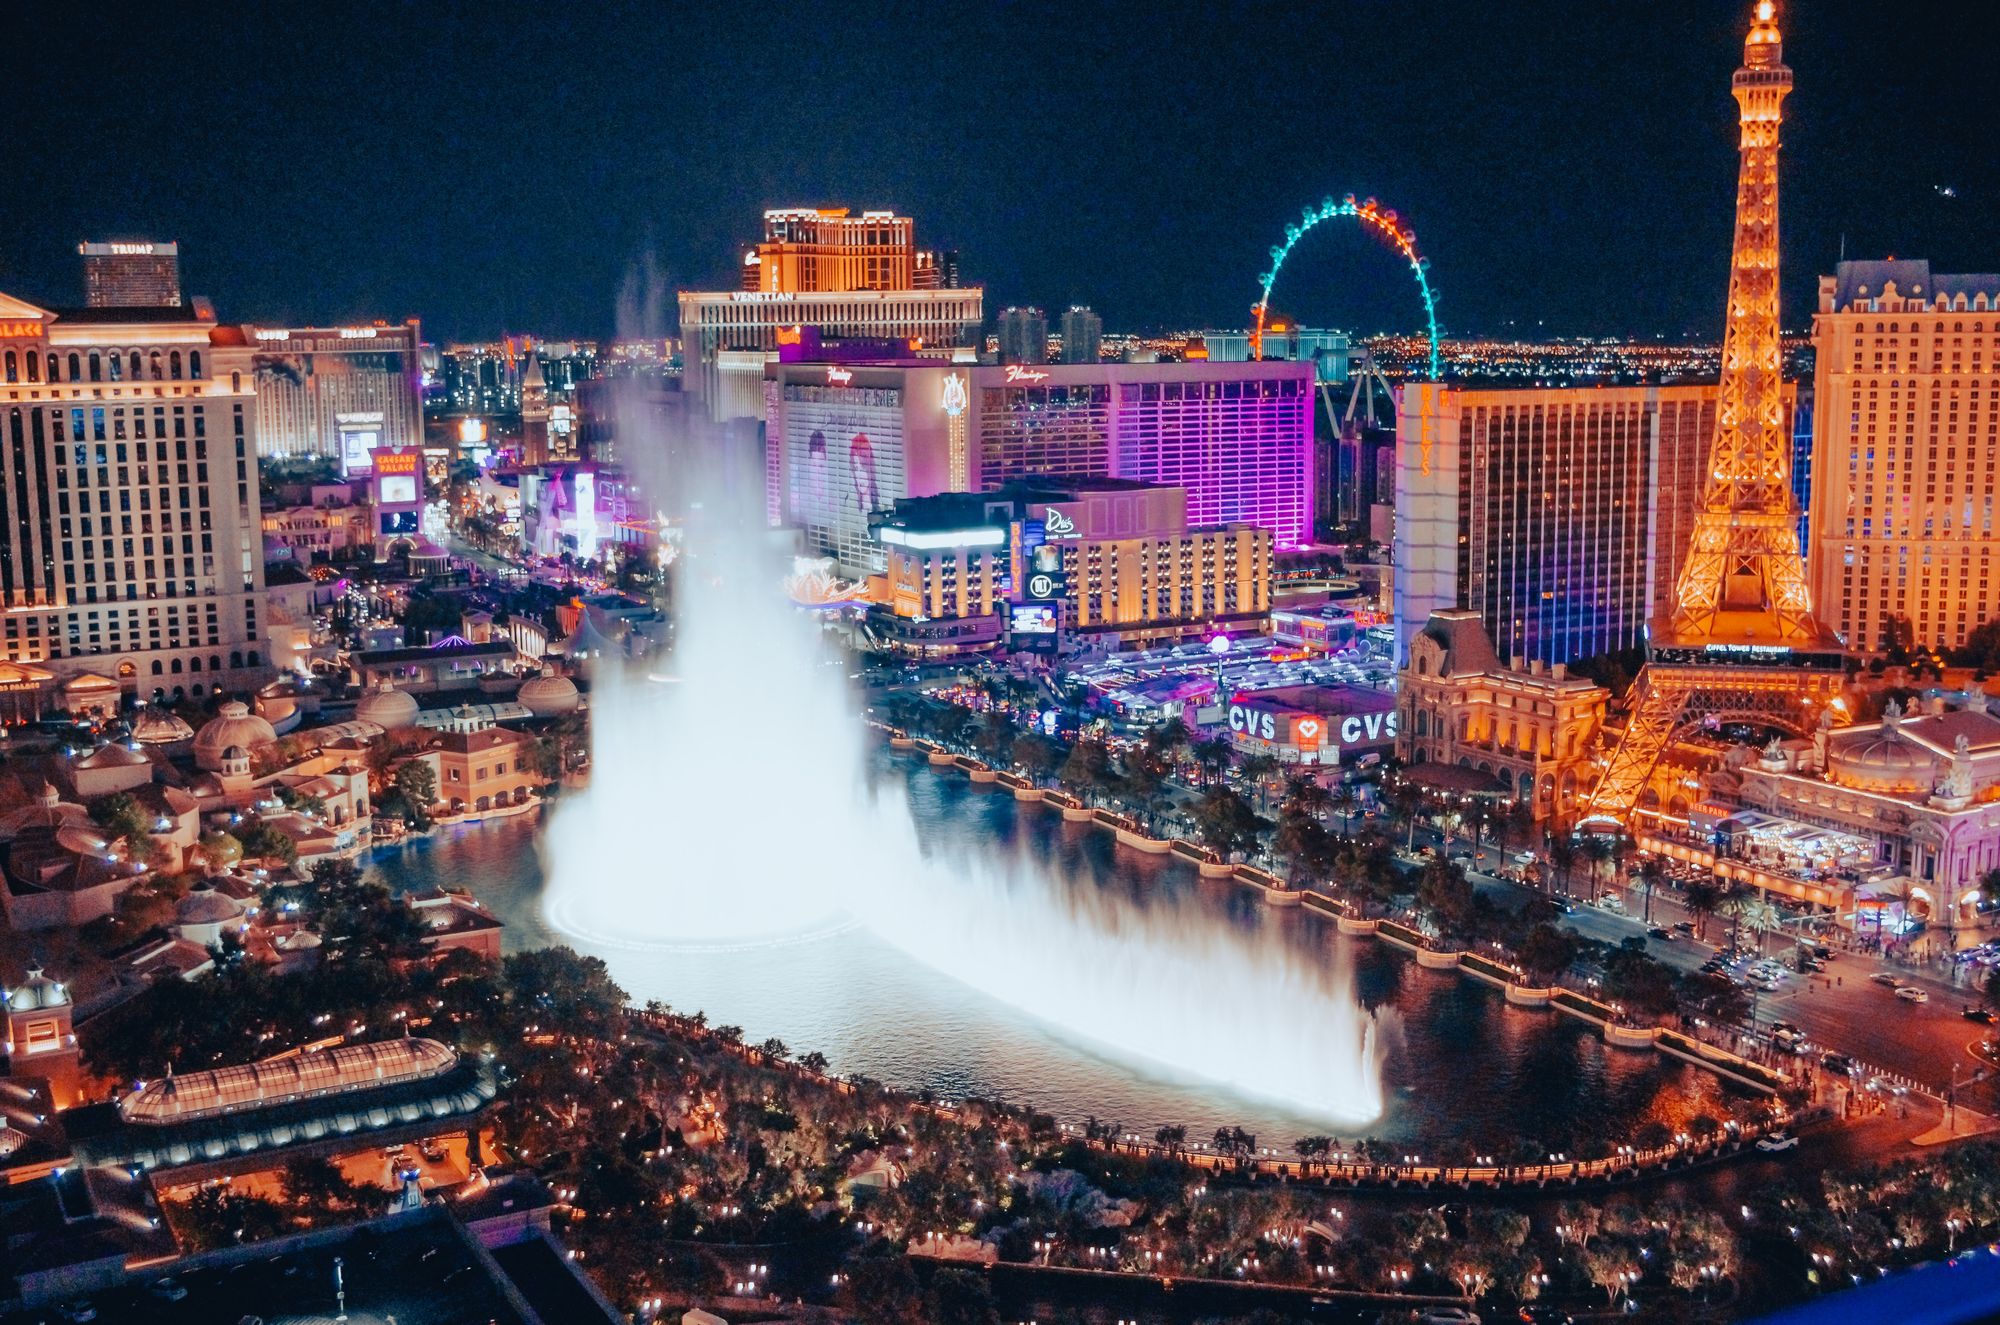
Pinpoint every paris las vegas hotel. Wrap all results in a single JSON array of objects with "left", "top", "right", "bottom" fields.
[{"left": 0, "top": 271, "right": 269, "bottom": 715}]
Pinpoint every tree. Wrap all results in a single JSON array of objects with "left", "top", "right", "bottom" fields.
[
  {"left": 393, "top": 758, "right": 438, "bottom": 811},
  {"left": 1010, "top": 732, "right": 1061, "bottom": 785},
  {"left": 1635, "top": 854, "right": 1668, "bottom": 925},
  {"left": 1546, "top": 835, "right": 1579, "bottom": 899},
  {"left": 1680, "top": 971, "right": 1751, "bottom": 1027},
  {"left": 1154, "top": 1124, "right": 1186, "bottom": 1156},
  {"left": 280, "top": 1155, "right": 378, "bottom": 1214},
  {"left": 926, "top": 1267, "right": 1001, "bottom": 1325},
  {"left": 88, "top": 791, "right": 157, "bottom": 861},
  {"left": 1984, "top": 967, "right": 2000, "bottom": 1014},
  {"left": 1191, "top": 786, "right": 1262, "bottom": 859},
  {"left": 798, "top": 1050, "right": 829, "bottom": 1074},
  {"left": 1517, "top": 923, "right": 1579, "bottom": 986},
  {"left": 198, "top": 831, "right": 244, "bottom": 873},
  {"left": 1191, "top": 735, "right": 1234, "bottom": 789},
  {"left": 1057, "top": 738, "right": 1112, "bottom": 805},
  {"left": 238, "top": 823, "right": 297, "bottom": 866},
  {"left": 1683, "top": 877, "right": 1726, "bottom": 941},
  {"left": 1238, "top": 753, "right": 1280, "bottom": 811},
  {"left": 1416, "top": 858, "right": 1476, "bottom": 941}
]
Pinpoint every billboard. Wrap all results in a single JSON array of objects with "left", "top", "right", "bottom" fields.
[
  {"left": 337, "top": 413, "right": 384, "bottom": 476},
  {"left": 1010, "top": 604, "right": 1058, "bottom": 635}
]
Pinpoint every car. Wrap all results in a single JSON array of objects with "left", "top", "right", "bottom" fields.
[
  {"left": 1648, "top": 926, "right": 1677, "bottom": 941},
  {"left": 1800, "top": 956, "right": 1828, "bottom": 972},
  {"left": 1756, "top": 1133, "right": 1800, "bottom": 1152},
  {"left": 1821, "top": 1051, "right": 1857, "bottom": 1074},
  {"left": 420, "top": 1141, "right": 447, "bottom": 1163},
  {"left": 1420, "top": 1310, "right": 1484, "bottom": 1325},
  {"left": 148, "top": 1278, "right": 189, "bottom": 1302},
  {"left": 1869, "top": 971, "right": 1903, "bottom": 987},
  {"left": 1965, "top": 1006, "right": 1996, "bottom": 1023},
  {"left": 1673, "top": 920, "right": 1696, "bottom": 934},
  {"left": 56, "top": 1303, "right": 97, "bottom": 1324},
  {"left": 1896, "top": 986, "right": 1931, "bottom": 1003},
  {"left": 1596, "top": 895, "right": 1625, "bottom": 912}
]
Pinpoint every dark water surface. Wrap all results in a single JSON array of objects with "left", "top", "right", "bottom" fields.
[{"left": 370, "top": 750, "right": 1748, "bottom": 1153}]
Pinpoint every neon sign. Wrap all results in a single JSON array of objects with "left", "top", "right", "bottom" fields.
[
  {"left": 108, "top": 243, "right": 155, "bottom": 255},
  {"left": 373, "top": 451, "right": 419, "bottom": 476},
  {"left": 1005, "top": 365, "right": 1049, "bottom": 383},
  {"left": 775, "top": 325, "right": 804, "bottom": 346},
  {"left": 826, "top": 367, "right": 854, "bottom": 386},
  {"left": 0, "top": 322, "right": 44, "bottom": 339},
  {"left": 1042, "top": 508, "right": 1078, "bottom": 539}
]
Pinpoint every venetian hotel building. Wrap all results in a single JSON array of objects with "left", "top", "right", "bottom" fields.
[{"left": 0, "top": 293, "right": 269, "bottom": 706}]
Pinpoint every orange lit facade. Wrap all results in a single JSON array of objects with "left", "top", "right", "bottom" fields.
[
  {"left": 1807, "top": 259, "right": 2000, "bottom": 653},
  {"left": 1589, "top": 1, "right": 1847, "bottom": 828},
  {"left": 743, "top": 208, "right": 946, "bottom": 293}
]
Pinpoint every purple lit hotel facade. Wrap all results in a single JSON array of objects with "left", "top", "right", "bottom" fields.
[{"left": 764, "top": 358, "right": 1314, "bottom": 575}]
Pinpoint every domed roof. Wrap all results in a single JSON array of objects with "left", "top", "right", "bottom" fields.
[
  {"left": 175, "top": 888, "right": 245, "bottom": 925},
  {"left": 517, "top": 673, "right": 580, "bottom": 717},
  {"left": 193, "top": 702, "right": 277, "bottom": 769},
  {"left": 1828, "top": 728, "right": 1936, "bottom": 794},
  {"left": 354, "top": 682, "right": 420, "bottom": 731},
  {"left": 256, "top": 693, "right": 298, "bottom": 724},
  {"left": 56, "top": 824, "right": 112, "bottom": 857},
  {"left": 130, "top": 707, "right": 195, "bottom": 746},
  {"left": 8, "top": 967, "right": 69, "bottom": 1011},
  {"left": 73, "top": 742, "right": 150, "bottom": 769}
]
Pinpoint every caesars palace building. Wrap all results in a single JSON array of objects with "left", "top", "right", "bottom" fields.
[{"left": 0, "top": 293, "right": 271, "bottom": 711}]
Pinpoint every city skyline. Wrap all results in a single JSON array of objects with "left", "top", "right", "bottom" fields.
[{"left": 3, "top": 1, "right": 1994, "bottom": 343}]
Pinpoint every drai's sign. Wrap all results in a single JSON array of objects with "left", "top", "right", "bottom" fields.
[{"left": 1042, "top": 507, "right": 1078, "bottom": 539}]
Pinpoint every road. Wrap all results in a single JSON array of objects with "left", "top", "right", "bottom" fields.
[{"left": 1463, "top": 861, "right": 1999, "bottom": 1111}]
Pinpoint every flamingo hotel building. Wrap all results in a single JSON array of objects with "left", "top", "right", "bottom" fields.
[{"left": 765, "top": 358, "right": 1315, "bottom": 578}]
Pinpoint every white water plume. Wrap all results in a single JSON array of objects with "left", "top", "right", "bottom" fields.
[{"left": 538, "top": 323, "right": 1383, "bottom": 1125}]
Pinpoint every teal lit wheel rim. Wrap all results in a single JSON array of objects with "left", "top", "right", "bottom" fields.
[{"left": 1254, "top": 195, "right": 1441, "bottom": 381}]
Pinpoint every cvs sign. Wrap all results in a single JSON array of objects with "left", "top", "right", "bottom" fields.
[{"left": 1338, "top": 711, "right": 1398, "bottom": 744}]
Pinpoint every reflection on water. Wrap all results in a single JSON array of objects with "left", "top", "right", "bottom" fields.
[{"left": 370, "top": 750, "right": 1747, "bottom": 1149}]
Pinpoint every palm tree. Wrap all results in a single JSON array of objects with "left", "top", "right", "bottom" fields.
[
  {"left": 1715, "top": 883, "right": 1754, "bottom": 950},
  {"left": 1330, "top": 780, "right": 1362, "bottom": 839},
  {"left": 1191, "top": 736, "right": 1234, "bottom": 789},
  {"left": 1155, "top": 1124, "right": 1186, "bottom": 1157},
  {"left": 1740, "top": 894, "right": 1783, "bottom": 956},
  {"left": 1582, "top": 835, "right": 1614, "bottom": 902},
  {"left": 1683, "top": 876, "right": 1725, "bottom": 942},
  {"left": 1239, "top": 754, "right": 1280, "bottom": 811},
  {"left": 1635, "top": 855, "right": 1668, "bottom": 925},
  {"left": 1547, "top": 835, "right": 1579, "bottom": 900}
]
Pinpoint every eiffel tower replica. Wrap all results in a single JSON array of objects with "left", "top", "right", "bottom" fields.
[{"left": 1586, "top": 0, "right": 1847, "bottom": 828}]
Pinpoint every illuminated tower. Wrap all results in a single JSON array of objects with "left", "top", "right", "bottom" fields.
[{"left": 1587, "top": 1, "right": 1846, "bottom": 826}]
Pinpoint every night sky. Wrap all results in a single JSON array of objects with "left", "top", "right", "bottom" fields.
[{"left": 5, "top": 1, "right": 1995, "bottom": 343}]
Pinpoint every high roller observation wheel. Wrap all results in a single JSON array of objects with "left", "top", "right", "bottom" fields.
[{"left": 1253, "top": 194, "right": 1442, "bottom": 381}]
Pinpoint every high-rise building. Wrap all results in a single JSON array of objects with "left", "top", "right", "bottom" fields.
[
  {"left": 1587, "top": 0, "right": 1847, "bottom": 829},
  {"left": 212, "top": 322, "right": 423, "bottom": 467},
  {"left": 0, "top": 292, "right": 271, "bottom": 700},
  {"left": 997, "top": 307, "right": 1049, "bottom": 365},
  {"left": 1059, "top": 307, "right": 1102, "bottom": 364},
  {"left": 766, "top": 358, "right": 1313, "bottom": 576},
  {"left": 741, "top": 208, "right": 947, "bottom": 293},
  {"left": 1807, "top": 259, "right": 2000, "bottom": 653},
  {"left": 867, "top": 479, "right": 1271, "bottom": 655},
  {"left": 1393, "top": 383, "right": 1738, "bottom": 668},
  {"left": 78, "top": 240, "right": 182, "bottom": 308},
  {"left": 679, "top": 209, "right": 983, "bottom": 421}
]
